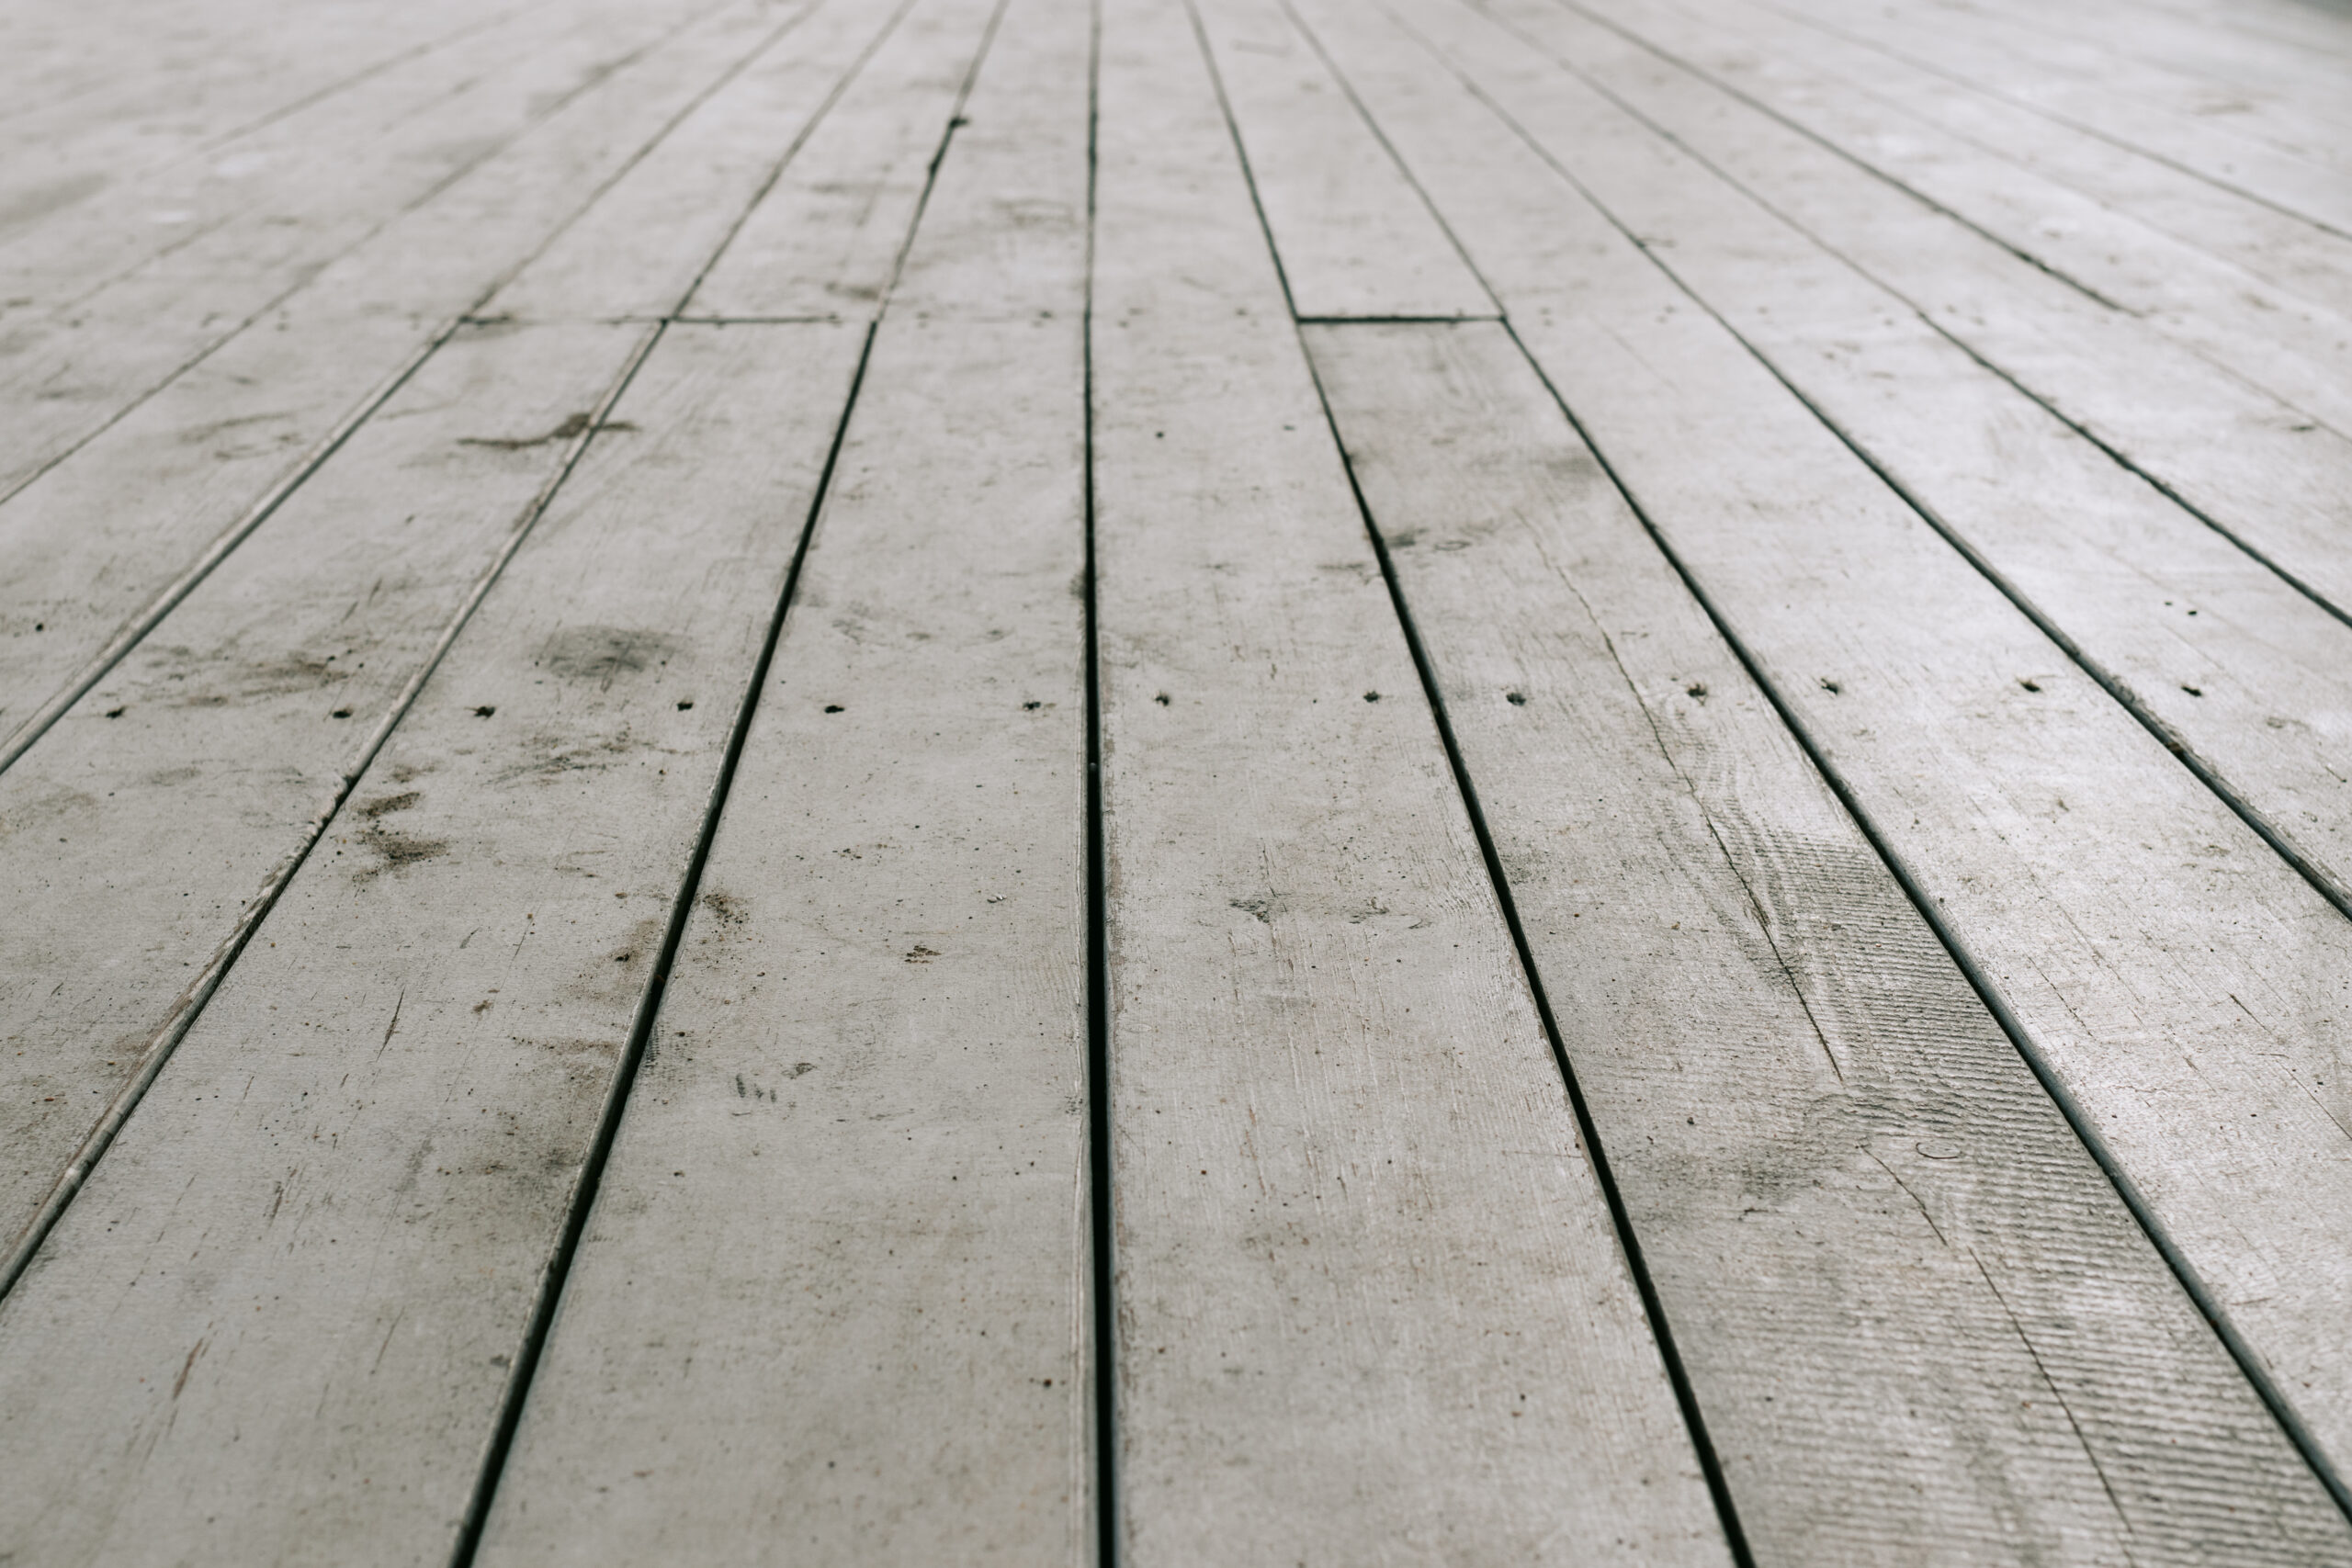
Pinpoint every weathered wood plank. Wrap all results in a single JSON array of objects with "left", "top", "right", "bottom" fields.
[
  {"left": 688, "top": 0, "right": 1006, "bottom": 319},
  {"left": 0, "top": 318, "right": 870, "bottom": 1567},
  {"left": 0, "top": 318, "right": 650, "bottom": 1272},
  {"left": 1374, "top": 0, "right": 2352, "bottom": 961},
  {"left": 1592, "top": 0, "right": 2352, "bottom": 323},
  {"left": 1556, "top": 0, "right": 2352, "bottom": 436},
  {"left": 1306, "top": 314, "right": 2352, "bottom": 1566},
  {"left": 1464, "top": 0, "right": 2352, "bottom": 626},
  {"left": 0, "top": 0, "right": 735, "bottom": 492},
  {"left": 0, "top": 0, "right": 845, "bottom": 764},
  {"left": 1383, "top": 0, "right": 2352, "bottom": 1497},
  {"left": 1091, "top": 0, "right": 1730, "bottom": 1560},
  {"left": 1188, "top": 0, "right": 1496, "bottom": 319},
  {"left": 477, "top": 7, "right": 1095, "bottom": 1559},
  {"left": 1755, "top": 0, "right": 2352, "bottom": 232}
]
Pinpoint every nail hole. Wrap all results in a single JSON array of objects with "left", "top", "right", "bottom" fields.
[
  {"left": 676, "top": 700, "right": 693, "bottom": 710},
  {"left": 332, "top": 707, "right": 353, "bottom": 718},
  {"left": 2182, "top": 684, "right": 2204, "bottom": 697},
  {"left": 824, "top": 705, "right": 844, "bottom": 713},
  {"left": 1153, "top": 693, "right": 1170, "bottom": 706},
  {"left": 1505, "top": 692, "right": 1526, "bottom": 705},
  {"left": 2018, "top": 679, "right": 2041, "bottom": 693},
  {"left": 1363, "top": 691, "right": 1380, "bottom": 702},
  {"left": 1685, "top": 682, "right": 1706, "bottom": 700},
  {"left": 1818, "top": 679, "right": 1841, "bottom": 694},
  {"left": 1023, "top": 700, "right": 1042, "bottom": 710},
  {"left": 473, "top": 705, "right": 496, "bottom": 717},
  {"left": 105, "top": 706, "right": 125, "bottom": 718}
]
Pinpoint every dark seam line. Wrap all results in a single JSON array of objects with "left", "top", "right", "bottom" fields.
[
  {"left": 447, "top": 9, "right": 1008, "bottom": 1557},
  {"left": 0, "top": 0, "right": 820, "bottom": 784},
  {"left": 1182, "top": 4, "right": 1756, "bottom": 1561},
  {"left": 1291, "top": 312, "right": 1501, "bottom": 322},
  {"left": 1387, "top": 0, "right": 2352, "bottom": 1519},
  {"left": 1453, "top": 0, "right": 2352, "bottom": 876},
  {"left": 1082, "top": 0, "right": 1117, "bottom": 1559},
  {"left": 1744, "top": 0, "right": 2352, "bottom": 244},
  {"left": 0, "top": 320, "right": 667, "bottom": 1308}
]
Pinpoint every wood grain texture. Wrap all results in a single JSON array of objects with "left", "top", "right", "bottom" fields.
[
  {"left": 1556, "top": 0, "right": 2352, "bottom": 435},
  {"left": 1465, "top": 0, "right": 2352, "bottom": 628},
  {"left": 0, "top": 319, "right": 647, "bottom": 1266},
  {"left": 688, "top": 0, "right": 1006, "bottom": 319},
  {"left": 0, "top": 320, "right": 868, "bottom": 1567},
  {"left": 1384, "top": 0, "right": 2352, "bottom": 1495},
  {"left": 0, "top": 0, "right": 813, "bottom": 762},
  {"left": 1093, "top": 0, "right": 1730, "bottom": 1561},
  {"left": 1189, "top": 0, "right": 1497, "bottom": 319},
  {"left": 1306, "top": 315, "right": 2352, "bottom": 1566},
  {"left": 476, "top": 0, "right": 1095, "bottom": 1559}
]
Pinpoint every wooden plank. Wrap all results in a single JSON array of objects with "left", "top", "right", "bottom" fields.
[
  {"left": 688, "top": 0, "right": 1006, "bottom": 319},
  {"left": 1387, "top": 0, "right": 2352, "bottom": 953},
  {"left": 1592, "top": 0, "right": 2352, "bottom": 324},
  {"left": 1464, "top": 0, "right": 2352, "bottom": 628},
  {"left": 0, "top": 318, "right": 870, "bottom": 1567},
  {"left": 1188, "top": 0, "right": 1496, "bottom": 318},
  {"left": 0, "top": 0, "right": 735, "bottom": 488},
  {"left": 0, "top": 318, "right": 651, "bottom": 1269},
  {"left": 0, "top": 0, "right": 844, "bottom": 766},
  {"left": 487, "top": 0, "right": 919, "bottom": 322},
  {"left": 1556, "top": 0, "right": 2352, "bottom": 437},
  {"left": 0, "top": 0, "right": 541, "bottom": 280},
  {"left": 1753, "top": 0, "right": 2352, "bottom": 233},
  {"left": 1306, "top": 314, "right": 2352, "bottom": 1565},
  {"left": 1091, "top": 0, "right": 1731, "bottom": 1559},
  {"left": 1380, "top": 0, "right": 2352, "bottom": 1498},
  {"left": 474, "top": 6, "right": 1094, "bottom": 1559}
]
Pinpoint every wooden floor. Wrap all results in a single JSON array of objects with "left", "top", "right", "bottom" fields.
[{"left": 4, "top": 0, "right": 2352, "bottom": 1560}]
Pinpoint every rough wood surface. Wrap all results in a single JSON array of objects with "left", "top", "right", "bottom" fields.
[
  {"left": 0, "top": 0, "right": 806, "bottom": 762},
  {"left": 1389, "top": 0, "right": 2352, "bottom": 1492},
  {"left": 0, "top": 320, "right": 868, "bottom": 1567},
  {"left": 1465, "top": 0, "right": 2352, "bottom": 629},
  {"left": 1091, "top": 0, "right": 1730, "bottom": 1561},
  {"left": 1189, "top": 0, "right": 1497, "bottom": 319},
  {"left": 475, "top": 0, "right": 1096, "bottom": 1558},
  {"left": 0, "top": 318, "right": 648, "bottom": 1268},
  {"left": 1306, "top": 314, "right": 2352, "bottom": 1566}
]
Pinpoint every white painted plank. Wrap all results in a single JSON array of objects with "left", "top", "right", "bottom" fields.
[
  {"left": 0, "top": 0, "right": 734, "bottom": 490},
  {"left": 487, "top": 0, "right": 918, "bottom": 322},
  {"left": 689, "top": 0, "right": 1006, "bottom": 319},
  {"left": 0, "top": 319, "right": 650, "bottom": 1269},
  {"left": 1463, "top": 0, "right": 2352, "bottom": 626},
  {"left": 0, "top": 0, "right": 841, "bottom": 762},
  {"left": 1189, "top": 0, "right": 1496, "bottom": 318},
  {"left": 1306, "top": 315, "right": 2352, "bottom": 1564},
  {"left": 1557, "top": 0, "right": 2352, "bottom": 436},
  {"left": 1092, "top": 0, "right": 1730, "bottom": 1559},
  {"left": 1755, "top": 0, "right": 2352, "bottom": 232},
  {"left": 0, "top": 319, "right": 870, "bottom": 1566},
  {"left": 477, "top": 6, "right": 1094, "bottom": 1557},
  {"left": 1385, "top": 0, "right": 2352, "bottom": 1495},
  {"left": 1378, "top": 0, "right": 2352, "bottom": 963},
  {"left": 1612, "top": 0, "right": 2352, "bottom": 324}
]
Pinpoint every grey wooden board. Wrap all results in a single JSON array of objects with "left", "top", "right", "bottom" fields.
[
  {"left": 0, "top": 0, "right": 822, "bottom": 765},
  {"left": 0, "top": 320, "right": 869, "bottom": 1566},
  {"left": 1396, "top": 0, "right": 2352, "bottom": 974},
  {"left": 0, "top": 318, "right": 646, "bottom": 1268},
  {"left": 1755, "top": 0, "right": 2352, "bottom": 233},
  {"left": 0, "top": 0, "right": 735, "bottom": 495},
  {"left": 689, "top": 0, "right": 1005, "bottom": 319},
  {"left": 0, "top": 0, "right": 525, "bottom": 257},
  {"left": 1092, "top": 0, "right": 1730, "bottom": 1560},
  {"left": 488, "top": 0, "right": 913, "bottom": 322},
  {"left": 1189, "top": 0, "right": 1497, "bottom": 319},
  {"left": 479, "top": 10, "right": 1095, "bottom": 1556},
  {"left": 1601, "top": 0, "right": 2352, "bottom": 324},
  {"left": 1306, "top": 314, "right": 2352, "bottom": 1565},
  {"left": 1558, "top": 0, "right": 2352, "bottom": 439},
  {"left": 0, "top": 0, "right": 572, "bottom": 308},
  {"left": 1391, "top": 0, "right": 2352, "bottom": 1491},
  {"left": 1466, "top": 0, "right": 2352, "bottom": 628}
]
